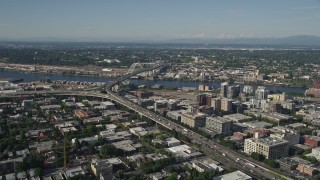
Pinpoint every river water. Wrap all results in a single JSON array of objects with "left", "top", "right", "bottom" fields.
[{"left": 0, "top": 71, "right": 306, "bottom": 93}]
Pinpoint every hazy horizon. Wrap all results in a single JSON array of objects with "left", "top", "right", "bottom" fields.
[{"left": 1, "top": 0, "right": 320, "bottom": 41}]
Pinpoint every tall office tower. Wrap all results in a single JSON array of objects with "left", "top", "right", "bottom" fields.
[
  {"left": 227, "top": 85, "right": 241, "bottom": 99},
  {"left": 197, "top": 94, "right": 207, "bottom": 106},
  {"left": 211, "top": 98, "right": 221, "bottom": 111},
  {"left": 221, "top": 98, "right": 233, "bottom": 112},
  {"left": 220, "top": 82, "right": 229, "bottom": 98},
  {"left": 255, "top": 86, "right": 269, "bottom": 100},
  {"left": 243, "top": 85, "right": 254, "bottom": 94},
  {"left": 197, "top": 93, "right": 212, "bottom": 106}
]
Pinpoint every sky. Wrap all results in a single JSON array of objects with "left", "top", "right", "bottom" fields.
[{"left": 0, "top": 0, "right": 320, "bottom": 41}]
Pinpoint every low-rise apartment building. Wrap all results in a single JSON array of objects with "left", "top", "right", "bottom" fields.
[{"left": 244, "top": 137, "right": 289, "bottom": 159}]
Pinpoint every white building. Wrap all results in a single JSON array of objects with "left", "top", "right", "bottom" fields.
[
  {"left": 244, "top": 137, "right": 289, "bottom": 159},
  {"left": 167, "top": 145, "right": 202, "bottom": 160},
  {"left": 306, "top": 147, "right": 320, "bottom": 161},
  {"left": 213, "top": 170, "right": 252, "bottom": 180},
  {"left": 165, "top": 137, "right": 181, "bottom": 147},
  {"left": 166, "top": 111, "right": 182, "bottom": 121},
  {"left": 255, "top": 86, "right": 269, "bottom": 100},
  {"left": 243, "top": 85, "right": 253, "bottom": 94},
  {"left": 100, "top": 101, "right": 115, "bottom": 109}
]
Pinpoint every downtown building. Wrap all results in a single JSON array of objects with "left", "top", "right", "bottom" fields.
[
  {"left": 205, "top": 116, "right": 233, "bottom": 135},
  {"left": 180, "top": 112, "right": 206, "bottom": 128},
  {"left": 255, "top": 86, "right": 269, "bottom": 100},
  {"left": 244, "top": 137, "right": 289, "bottom": 159}
]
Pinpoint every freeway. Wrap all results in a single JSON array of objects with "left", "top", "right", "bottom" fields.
[
  {"left": 106, "top": 90, "right": 289, "bottom": 179},
  {"left": 104, "top": 64, "right": 292, "bottom": 180}
]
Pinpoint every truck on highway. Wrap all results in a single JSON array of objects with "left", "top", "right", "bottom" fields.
[
  {"left": 183, "top": 128, "right": 188, "bottom": 132},
  {"left": 246, "top": 162, "right": 256, "bottom": 168}
]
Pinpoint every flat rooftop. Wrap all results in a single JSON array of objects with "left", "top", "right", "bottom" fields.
[
  {"left": 207, "top": 116, "right": 233, "bottom": 123},
  {"left": 213, "top": 170, "right": 252, "bottom": 180},
  {"left": 248, "top": 137, "right": 288, "bottom": 146},
  {"left": 223, "top": 114, "right": 252, "bottom": 122}
]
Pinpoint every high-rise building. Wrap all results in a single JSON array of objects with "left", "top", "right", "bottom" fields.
[
  {"left": 255, "top": 86, "right": 269, "bottom": 100},
  {"left": 232, "top": 102, "right": 243, "bottom": 113},
  {"left": 197, "top": 94, "right": 207, "bottom": 106},
  {"left": 221, "top": 98, "right": 232, "bottom": 112},
  {"left": 197, "top": 93, "right": 212, "bottom": 106},
  {"left": 243, "top": 85, "right": 254, "bottom": 94},
  {"left": 227, "top": 85, "right": 241, "bottom": 99},
  {"left": 268, "top": 92, "right": 286, "bottom": 102},
  {"left": 220, "top": 82, "right": 229, "bottom": 98},
  {"left": 211, "top": 98, "right": 221, "bottom": 111}
]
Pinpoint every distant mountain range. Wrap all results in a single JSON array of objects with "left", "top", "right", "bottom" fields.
[
  {"left": 165, "top": 35, "right": 320, "bottom": 47},
  {"left": 1, "top": 35, "right": 320, "bottom": 47}
]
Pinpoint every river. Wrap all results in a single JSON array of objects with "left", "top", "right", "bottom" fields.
[{"left": 0, "top": 71, "right": 306, "bottom": 93}]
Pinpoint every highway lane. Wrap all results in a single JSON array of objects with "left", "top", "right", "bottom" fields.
[{"left": 106, "top": 90, "right": 290, "bottom": 180}]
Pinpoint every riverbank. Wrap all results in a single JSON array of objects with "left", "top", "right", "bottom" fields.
[
  {"left": 1, "top": 65, "right": 310, "bottom": 89},
  {"left": 159, "top": 77, "right": 308, "bottom": 88},
  {"left": 0, "top": 63, "right": 127, "bottom": 78},
  {"left": 0, "top": 70, "right": 307, "bottom": 94}
]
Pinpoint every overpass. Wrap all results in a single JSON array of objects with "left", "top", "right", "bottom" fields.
[{"left": 105, "top": 63, "right": 168, "bottom": 89}]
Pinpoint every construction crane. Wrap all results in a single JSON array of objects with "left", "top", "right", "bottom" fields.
[{"left": 51, "top": 137, "right": 73, "bottom": 171}]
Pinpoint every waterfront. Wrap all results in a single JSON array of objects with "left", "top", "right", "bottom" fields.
[{"left": 0, "top": 71, "right": 307, "bottom": 93}]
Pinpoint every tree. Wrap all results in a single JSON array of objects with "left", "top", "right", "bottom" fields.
[
  {"left": 96, "top": 137, "right": 105, "bottom": 146},
  {"left": 250, "top": 152, "right": 265, "bottom": 161},
  {"left": 165, "top": 172, "right": 178, "bottom": 180},
  {"left": 116, "top": 170, "right": 124, "bottom": 179},
  {"left": 19, "top": 130, "right": 26, "bottom": 142},
  {"left": 73, "top": 139, "right": 81, "bottom": 149},
  {"left": 26, "top": 151, "right": 44, "bottom": 168},
  {"left": 34, "top": 168, "right": 43, "bottom": 177},
  {"left": 55, "top": 156, "right": 64, "bottom": 167},
  {"left": 302, "top": 156, "right": 319, "bottom": 165},
  {"left": 100, "top": 144, "right": 119, "bottom": 158},
  {"left": 139, "top": 157, "right": 175, "bottom": 173},
  {"left": 303, "top": 148, "right": 312, "bottom": 155},
  {"left": 263, "top": 159, "right": 279, "bottom": 168}
]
